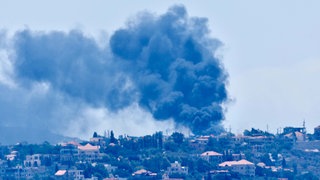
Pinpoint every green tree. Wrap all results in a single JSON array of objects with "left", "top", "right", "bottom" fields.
[
  {"left": 55, "top": 164, "right": 59, "bottom": 173},
  {"left": 196, "top": 159, "right": 212, "bottom": 173},
  {"left": 110, "top": 130, "right": 117, "bottom": 144},
  {"left": 281, "top": 157, "right": 286, "bottom": 168},
  {"left": 296, "top": 172, "right": 319, "bottom": 180},
  {"left": 260, "top": 153, "right": 273, "bottom": 166},
  {"left": 93, "top": 164, "right": 108, "bottom": 179},
  {"left": 171, "top": 132, "right": 184, "bottom": 144},
  {"left": 93, "top": 132, "right": 98, "bottom": 138},
  {"left": 164, "top": 141, "right": 178, "bottom": 152},
  {"left": 142, "top": 154, "right": 170, "bottom": 172}
]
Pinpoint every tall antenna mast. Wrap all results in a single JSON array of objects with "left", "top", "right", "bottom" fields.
[{"left": 303, "top": 119, "right": 306, "bottom": 134}]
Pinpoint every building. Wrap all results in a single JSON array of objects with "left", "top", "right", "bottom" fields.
[
  {"left": 232, "top": 153, "right": 246, "bottom": 161},
  {"left": 219, "top": 159, "right": 255, "bottom": 177},
  {"left": 283, "top": 127, "right": 306, "bottom": 134},
  {"left": 167, "top": 161, "right": 188, "bottom": 176},
  {"left": 284, "top": 131, "right": 305, "bottom": 142},
  {"left": 5, "top": 151, "right": 18, "bottom": 161},
  {"left": 209, "top": 170, "right": 231, "bottom": 179},
  {"left": 132, "top": 169, "right": 157, "bottom": 179},
  {"left": 201, "top": 151, "right": 223, "bottom": 165},
  {"left": 55, "top": 169, "right": 84, "bottom": 180},
  {"left": 314, "top": 125, "right": 320, "bottom": 140},
  {"left": 78, "top": 143, "right": 101, "bottom": 162},
  {"left": 24, "top": 154, "right": 42, "bottom": 167},
  {"left": 90, "top": 137, "right": 106, "bottom": 147},
  {"left": 103, "top": 164, "right": 117, "bottom": 174},
  {"left": 60, "top": 144, "right": 79, "bottom": 164},
  {"left": 189, "top": 136, "right": 210, "bottom": 151}
]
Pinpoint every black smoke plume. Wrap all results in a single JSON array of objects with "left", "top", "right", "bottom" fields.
[{"left": 12, "top": 5, "right": 228, "bottom": 135}]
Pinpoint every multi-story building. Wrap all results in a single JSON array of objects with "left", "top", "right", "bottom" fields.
[
  {"left": 60, "top": 144, "right": 79, "bottom": 164},
  {"left": 78, "top": 143, "right": 101, "bottom": 162},
  {"left": 24, "top": 154, "right": 42, "bottom": 167},
  {"left": 219, "top": 159, "right": 255, "bottom": 177}
]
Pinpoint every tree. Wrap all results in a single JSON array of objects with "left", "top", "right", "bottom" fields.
[
  {"left": 93, "top": 164, "right": 108, "bottom": 179},
  {"left": 164, "top": 141, "right": 178, "bottom": 152},
  {"left": 55, "top": 164, "right": 59, "bottom": 173},
  {"left": 196, "top": 159, "right": 212, "bottom": 173},
  {"left": 153, "top": 131, "right": 163, "bottom": 149},
  {"left": 43, "top": 156, "right": 52, "bottom": 166},
  {"left": 142, "top": 154, "right": 170, "bottom": 172},
  {"left": 171, "top": 132, "right": 184, "bottom": 144},
  {"left": 93, "top": 132, "right": 98, "bottom": 138},
  {"left": 281, "top": 157, "right": 286, "bottom": 168},
  {"left": 260, "top": 153, "right": 273, "bottom": 166},
  {"left": 110, "top": 130, "right": 117, "bottom": 144},
  {"left": 296, "top": 172, "right": 319, "bottom": 180},
  {"left": 83, "top": 163, "right": 94, "bottom": 178}
]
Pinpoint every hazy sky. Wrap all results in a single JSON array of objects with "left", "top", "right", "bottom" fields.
[{"left": 1, "top": 0, "right": 320, "bottom": 137}]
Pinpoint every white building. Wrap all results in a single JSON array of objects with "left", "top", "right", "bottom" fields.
[
  {"left": 219, "top": 159, "right": 255, "bottom": 177},
  {"left": 6, "top": 151, "right": 18, "bottom": 161},
  {"left": 103, "top": 164, "right": 117, "bottom": 173},
  {"left": 24, "top": 154, "right": 42, "bottom": 167},
  {"left": 167, "top": 161, "right": 188, "bottom": 175}
]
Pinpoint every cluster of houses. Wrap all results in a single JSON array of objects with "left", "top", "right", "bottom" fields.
[
  {"left": 0, "top": 142, "right": 104, "bottom": 179},
  {"left": 200, "top": 151, "right": 255, "bottom": 177},
  {"left": 0, "top": 124, "right": 319, "bottom": 179}
]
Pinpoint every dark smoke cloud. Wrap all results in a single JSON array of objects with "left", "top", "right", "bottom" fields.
[
  {"left": 14, "top": 30, "right": 136, "bottom": 110},
  {"left": 9, "top": 5, "right": 228, "bottom": 136},
  {"left": 110, "top": 5, "right": 228, "bottom": 134}
]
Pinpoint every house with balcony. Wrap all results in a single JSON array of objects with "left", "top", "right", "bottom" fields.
[
  {"left": 78, "top": 143, "right": 101, "bottom": 162},
  {"left": 24, "top": 154, "right": 42, "bottom": 167}
]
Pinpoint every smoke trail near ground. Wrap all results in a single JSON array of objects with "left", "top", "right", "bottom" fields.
[{"left": 0, "top": 5, "right": 228, "bottom": 142}]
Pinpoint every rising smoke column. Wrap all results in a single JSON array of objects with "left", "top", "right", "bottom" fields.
[
  {"left": 110, "top": 5, "right": 228, "bottom": 134},
  {"left": 13, "top": 5, "right": 228, "bottom": 135}
]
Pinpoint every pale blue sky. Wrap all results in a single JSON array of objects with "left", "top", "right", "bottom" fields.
[{"left": 1, "top": 0, "right": 320, "bottom": 135}]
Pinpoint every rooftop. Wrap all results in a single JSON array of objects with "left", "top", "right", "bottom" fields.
[
  {"left": 55, "top": 170, "right": 67, "bottom": 176},
  {"left": 78, "top": 143, "right": 100, "bottom": 151},
  {"left": 219, "top": 159, "right": 254, "bottom": 166},
  {"left": 201, "top": 151, "right": 223, "bottom": 156}
]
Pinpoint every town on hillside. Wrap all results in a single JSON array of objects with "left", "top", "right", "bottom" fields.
[{"left": 1, "top": 124, "right": 320, "bottom": 180}]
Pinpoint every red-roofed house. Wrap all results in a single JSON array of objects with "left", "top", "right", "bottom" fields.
[
  {"left": 132, "top": 169, "right": 157, "bottom": 178},
  {"left": 55, "top": 169, "right": 84, "bottom": 179},
  {"left": 201, "top": 151, "right": 223, "bottom": 165},
  {"left": 78, "top": 143, "right": 101, "bottom": 162},
  {"left": 219, "top": 159, "right": 255, "bottom": 177}
]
